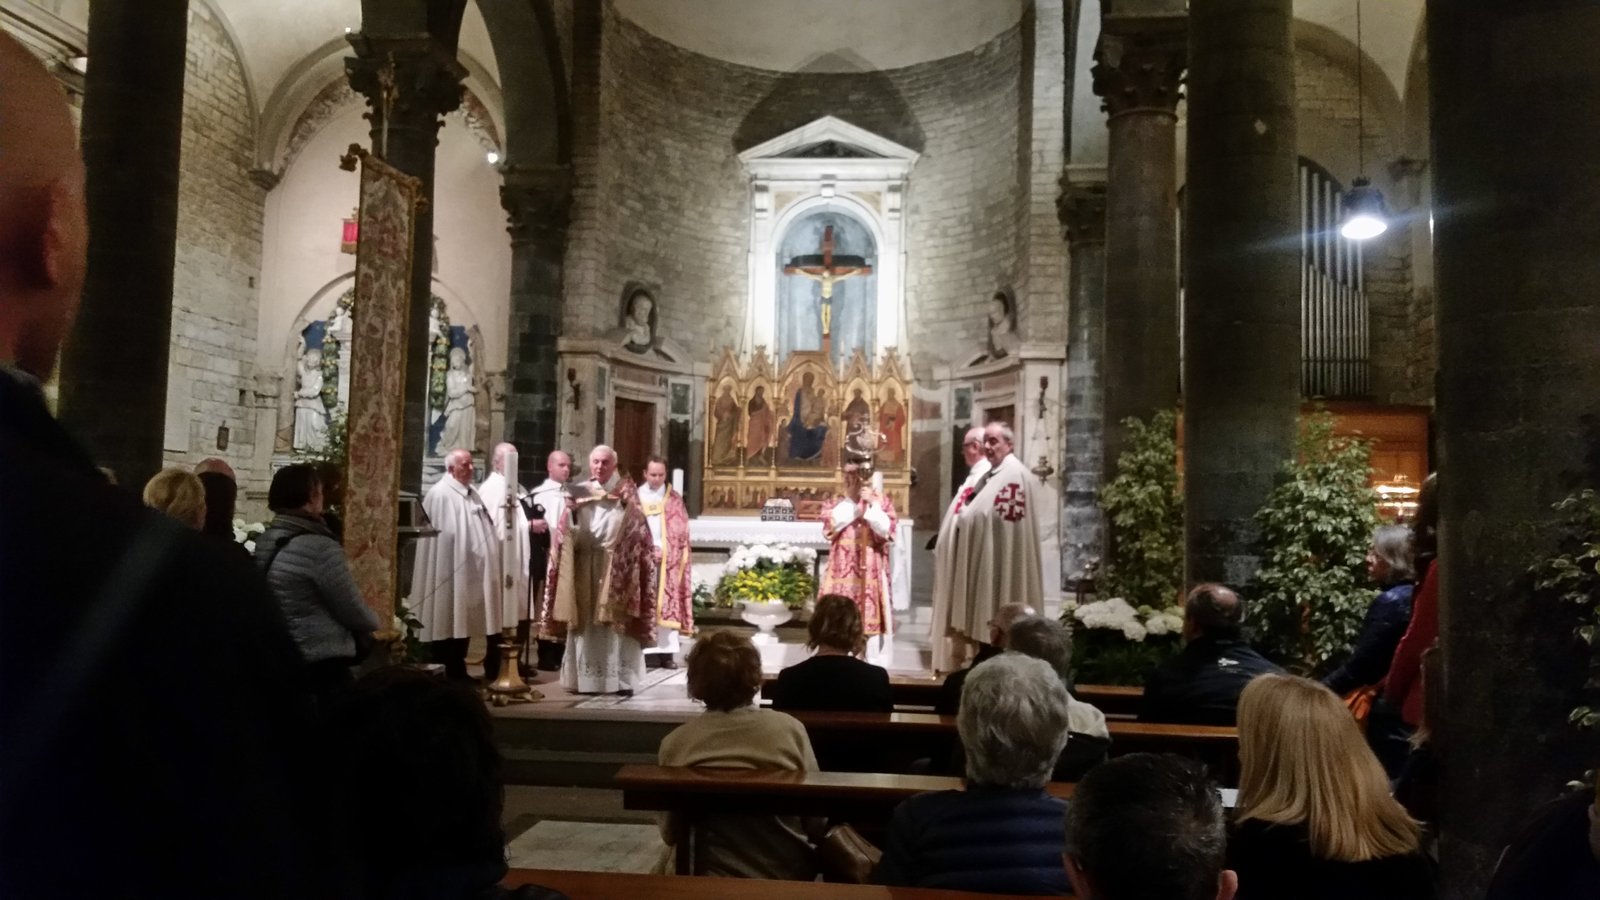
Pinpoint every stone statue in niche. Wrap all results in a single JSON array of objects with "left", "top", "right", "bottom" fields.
[
  {"left": 610, "top": 286, "right": 686, "bottom": 363},
  {"left": 435, "top": 347, "right": 477, "bottom": 454},
  {"left": 293, "top": 345, "right": 329, "bottom": 452},
  {"left": 985, "top": 291, "right": 1020, "bottom": 360}
]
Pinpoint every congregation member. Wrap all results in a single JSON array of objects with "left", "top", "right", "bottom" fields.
[
  {"left": 770, "top": 593, "right": 892, "bottom": 770},
  {"left": 257, "top": 463, "right": 381, "bottom": 701},
  {"left": 1484, "top": 777, "right": 1600, "bottom": 900},
  {"left": 0, "top": 33, "right": 335, "bottom": 896},
  {"left": 194, "top": 466, "right": 248, "bottom": 559},
  {"left": 529, "top": 450, "right": 571, "bottom": 670},
  {"left": 875, "top": 654, "right": 1072, "bottom": 896},
  {"left": 657, "top": 631, "right": 825, "bottom": 880},
  {"left": 1140, "top": 583, "right": 1281, "bottom": 726},
  {"left": 324, "top": 667, "right": 570, "bottom": 900},
  {"left": 1228, "top": 675, "right": 1435, "bottom": 900},
  {"left": 1371, "top": 473, "right": 1438, "bottom": 776},
  {"left": 820, "top": 459, "right": 897, "bottom": 657},
  {"left": 936, "top": 600, "right": 1036, "bottom": 715},
  {"left": 547, "top": 444, "right": 657, "bottom": 695},
  {"left": 411, "top": 449, "right": 501, "bottom": 681},
  {"left": 142, "top": 466, "right": 206, "bottom": 529},
  {"left": 1322, "top": 523, "right": 1417, "bottom": 698},
  {"left": 931, "top": 421, "right": 1048, "bottom": 672},
  {"left": 639, "top": 455, "right": 694, "bottom": 669},
  {"left": 479, "top": 442, "right": 534, "bottom": 682},
  {"left": 1064, "top": 754, "right": 1238, "bottom": 900},
  {"left": 1005, "top": 616, "right": 1111, "bottom": 781}
]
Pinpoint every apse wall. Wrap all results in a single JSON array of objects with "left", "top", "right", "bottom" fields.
[{"left": 565, "top": 5, "right": 1032, "bottom": 380}]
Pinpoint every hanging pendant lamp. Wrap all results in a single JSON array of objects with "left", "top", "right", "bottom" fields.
[{"left": 1339, "top": 0, "right": 1388, "bottom": 241}]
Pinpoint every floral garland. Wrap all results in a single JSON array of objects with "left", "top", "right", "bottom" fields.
[
  {"left": 428, "top": 296, "right": 452, "bottom": 414},
  {"left": 319, "top": 290, "right": 353, "bottom": 411}
]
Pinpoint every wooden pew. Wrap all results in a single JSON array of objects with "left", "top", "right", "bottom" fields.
[
  {"left": 782, "top": 711, "right": 1240, "bottom": 784},
  {"left": 761, "top": 674, "right": 1145, "bottom": 717},
  {"left": 614, "top": 764, "right": 1074, "bottom": 876},
  {"left": 505, "top": 867, "right": 1050, "bottom": 899}
]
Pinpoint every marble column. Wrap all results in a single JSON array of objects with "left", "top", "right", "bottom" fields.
[
  {"left": 56, "top": 0, "right": 188, "bottom": 487},
  {"left": 1091, "top": 10, "right": 1185, "bottom": 482},
  {"left": 1182, "top": 0, "right": 1300, "bottom": 587},
  {"left": 500, "top": 165, "right": 573, "bottom": 488},
  {"left": 1430, "top": 3, "right": 1600, "bottom": 896},
  {"left": 1059, "top": 181, "right": 1109, "bottom": 586},
  {"left": 346, "top": 36, "right": 465, "bottom": 492}
]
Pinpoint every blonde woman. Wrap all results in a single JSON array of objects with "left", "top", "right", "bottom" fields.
[
  {"left": 142, "top": 467, "right": 206, "bottom": 530},
  {"left": 1228, "top": 674, "right": 1436, "bottom": 900}
]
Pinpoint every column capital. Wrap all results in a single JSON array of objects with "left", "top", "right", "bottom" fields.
[
  {"left": 345, "top": 34, "right": 466, "bottom": 134},
  {"left": 1059, "top": 180, "right": 1108, "bottom": 245},
  {"left": 1091, "top": 19, "right": 1186, "bottom": 119},
  {"left": 500, "top": 164, "right": 574, "bottom": 245}
]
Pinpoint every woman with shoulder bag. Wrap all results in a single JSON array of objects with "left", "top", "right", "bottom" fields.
[{"left": 256, "top": 464, "right": 381, "bottom": 702}]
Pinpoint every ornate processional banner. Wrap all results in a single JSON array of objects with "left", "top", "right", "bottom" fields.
[{"left": 339, "top": 145, "right": 423, "bottom": 631}]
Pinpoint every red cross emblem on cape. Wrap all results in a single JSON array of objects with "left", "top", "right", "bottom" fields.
[{"left": 994, "top": 483, "right": 1027, "bottom": 522}]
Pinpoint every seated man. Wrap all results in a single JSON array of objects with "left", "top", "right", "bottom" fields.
[
  {"left": 1064, "top": 753, "right": 1238, "bottom": 900},
  {"left": 935, "top": 601, "right": 1035, "bottom": 715},
  {"left": 1006, "top": 616, "right": 1112, "bottom": 781},
  {"left": 876, "top": 654, "right": 1072, "bottom": 896},
  {"left": 1139, "top": 584, "right": 1282, "bottom": 726}
]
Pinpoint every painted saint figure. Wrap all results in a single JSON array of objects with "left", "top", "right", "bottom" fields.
[
  {"left": 745, "top": 385, "right": 776, "bottom": 466},
  {"left": 709, "top": 384, "right": 741, "bottom": 466},
  {"left": 877, "top": 386, "right": 907, "bottom": 466}
]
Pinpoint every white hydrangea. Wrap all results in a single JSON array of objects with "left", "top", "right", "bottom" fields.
[
  {"left": 1144, "top": 607, "right": 1186, "bottom": 637},
  {"left": 1072, "top": 596, "right": 1181, "bottom": 644}
]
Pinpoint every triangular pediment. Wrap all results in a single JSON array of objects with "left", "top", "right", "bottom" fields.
[{"left": 739, "top": 116, "right": 920, "bottom": 168}]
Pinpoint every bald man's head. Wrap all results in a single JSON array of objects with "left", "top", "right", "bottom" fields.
[
  {"left": 546, "top": 450, "right": 572, "bottom": 484},
  {"left": 962, "top": 426, "right": 985, "bottom": 467},
  {"left": 988, "top": 601, "right": 1037, "bottom": 647},
  {"left": 0, "top": 34, "right": 87, "bottom": 378}
]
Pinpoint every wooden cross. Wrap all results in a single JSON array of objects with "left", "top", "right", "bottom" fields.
[{"left": 783, "top": 225, "right": 872, "bottom": 338}]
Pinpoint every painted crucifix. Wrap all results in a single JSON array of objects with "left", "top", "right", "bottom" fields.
[{"left": 783, "top": 225, "right": 873, "bottom": 347}]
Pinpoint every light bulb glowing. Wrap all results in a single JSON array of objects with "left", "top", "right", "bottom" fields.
[
  {"left": 1340, "top": 214, "right": 1387, "bottom": 241},
  {"left": 486, "top": 151, "right": 500, "bottom": 165}
]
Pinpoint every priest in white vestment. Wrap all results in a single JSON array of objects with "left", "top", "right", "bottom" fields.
[
  {"left": 547, "top": 445, "right": 657, "bottom": 694},
  {"left": 638, "top": 456, "right": 694, "bottom": 668},
  {"left": 529, "top": 450, "right": 571, "bottom": 671},
  {"left": 410, "top": 449, "right": 502, "bottom": 680},
  {"left": 479, "top": 442, "right": 533, "bottom": 681},
  {"left": 930, "top": 422, "right": 1045, "bottom": 672}
]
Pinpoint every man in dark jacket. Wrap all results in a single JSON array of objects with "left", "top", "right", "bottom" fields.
[
  {"left": 936, "top": 601, "right": 1035, "bottom": 714},
  {"left": 1139, "top": 584, "right": 1282, "bottom": 726},
  {"left": 0, "top": 35, "right": 343, "bottom": 899}
]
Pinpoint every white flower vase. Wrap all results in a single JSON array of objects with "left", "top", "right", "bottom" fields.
[{"left": 739, "top": 600, "right": 793, "bottom": 647}]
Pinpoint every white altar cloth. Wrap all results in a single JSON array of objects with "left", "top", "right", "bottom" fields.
[{"left": 688, "top": 516, "right": 913, "bottom": 613}]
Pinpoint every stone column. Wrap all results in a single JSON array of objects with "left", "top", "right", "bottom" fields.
[
  {"left": 500, "top": 165, "right": 573, "bottom": 487},
  {"left": 1182, "top": 0, "right": 1299, "bottom": 587},
  {"left": 56, "top": 0, "right": 189, "bottom": 487},
  {"left": 1430, "top": 3, "right": 1600, "bottom": 896},
  {"left": 1091, "top": 10, "right": 1185, "bottom": 481},
  {"left": 1059, "top": 181, "right": 1109, "bottom": 585},
  {"left": 346, "top": 37, "right": 465, "bottom": 491}
]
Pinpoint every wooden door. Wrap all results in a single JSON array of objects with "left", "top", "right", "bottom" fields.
[{"left": 612, "top": 398, "right": 656, "bottom": 481}]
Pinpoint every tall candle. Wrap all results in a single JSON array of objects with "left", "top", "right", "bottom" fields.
[
  {"left": 672, "top": 468, "right": 684, "bottom": 495},
  {"left": 871, "top": 471, "right": 884, "bottom": 494}
]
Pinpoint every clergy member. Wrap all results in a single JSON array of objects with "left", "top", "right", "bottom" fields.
[
  {"left": 821, "top": 461, "right": 897, "bottom": 657},
  {"left": 479, "top": 442, "right": 532, "bottom": 681},
  {"left": 947, "top": 426, "right": 990, "bottom": 518},
  {"left": 547, "top": 445, "right": 657, "bottom": 694},
  {"left": 930, "top": 422, "right": 1045, "bottom": 672},
  {"left": 639, "top": 455, "right": 694, "bottom": 669},
  {"left": 411, "top": 449, "right": 502, "bottom": 681},
  {"left": 529, "top": 449, "right": 571, "bottom": 670}
]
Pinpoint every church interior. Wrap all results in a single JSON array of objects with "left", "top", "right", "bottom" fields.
[{"left": 3, "top": 0, "right": 1598, "bottom": 898}]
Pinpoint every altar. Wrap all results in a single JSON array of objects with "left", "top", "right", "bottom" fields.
[{"left": 687, "top": 516, "right": 916, "bottom": 615}]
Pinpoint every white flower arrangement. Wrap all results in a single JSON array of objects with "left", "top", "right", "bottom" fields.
[
  {"left": 1069, "top": 597, "right": 1185, "bottom": 644},
  {"left": 722, "top": 542, "right": 818, "bottom": 576},
  {"left": 232, "top": 517, "right": 267, "bottom": 554}
]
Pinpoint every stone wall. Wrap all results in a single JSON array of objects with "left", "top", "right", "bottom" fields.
[
  {"left": 162, "top": 2, "right": 266, "bottom": 481},
  {"left": 566, "top": 4, "right": 1046, "bottom": 382},
  {"left": 1294, "top": 42, "right": 1425, "bottom": 405}
]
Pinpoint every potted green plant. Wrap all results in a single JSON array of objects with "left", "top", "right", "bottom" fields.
[{"left": 1252, "top": 411, "right": 1380, "bottom": 674}]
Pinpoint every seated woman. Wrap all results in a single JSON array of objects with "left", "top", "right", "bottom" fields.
[
  {"left": 769, "top": 594, "right": 893, "bottom": 769},
  {"left": 1322, "top": 524, "right": 1416, "bottom": 697},
  {"left": 657, "top": 631, "right": 825, "bottom": 880},
  {"left": 142, "top": 467, "right": 206, "bottom": 530},
  {"left": 875, "top": 654, "right": 1072, "bottom": 896},
  {"left": 256, "top": 464, "right": 381, "bottom": 701},
  {"left": 1228, "top": 674, "right": 1436, "bottom": 900}
]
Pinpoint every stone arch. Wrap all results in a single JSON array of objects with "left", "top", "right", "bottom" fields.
[{"left": 475, "top": 0, "right": 569, "bottom": 165}]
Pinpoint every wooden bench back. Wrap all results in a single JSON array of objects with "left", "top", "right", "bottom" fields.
[{"left": 506, "top": 867, "right": 1051, "bottom": 899}]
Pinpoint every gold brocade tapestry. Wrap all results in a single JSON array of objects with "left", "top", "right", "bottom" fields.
[{"left": 705, "top": 346, "right": 912, "bottom": 520}]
